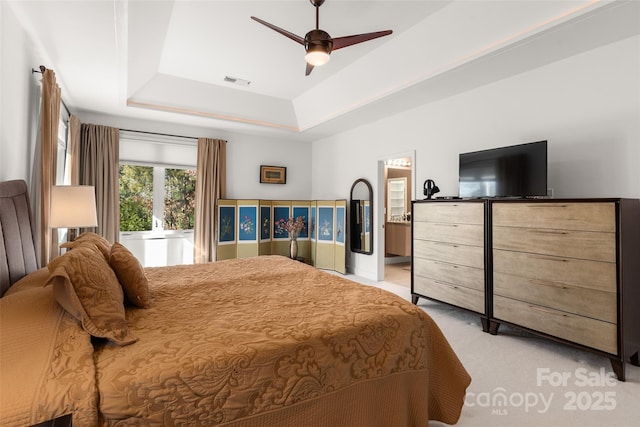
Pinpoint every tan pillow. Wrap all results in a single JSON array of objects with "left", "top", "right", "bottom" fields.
[
  {"left": 109, "top": 243, "right": 150, "bottom": 308},
  {"left": 60, "top": 232, "right": 111, "bottom": 260},
  {"left": 45, "top": 245, "right": 137, "bottom": 346}
]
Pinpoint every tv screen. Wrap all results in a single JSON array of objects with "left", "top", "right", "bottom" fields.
[{"left": 459, "top": 140, "right": 547, "bottom": 198}]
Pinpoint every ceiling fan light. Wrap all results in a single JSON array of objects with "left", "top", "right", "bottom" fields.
[{"left": 305, "top": 50, "right": 330, "bottom": 66}]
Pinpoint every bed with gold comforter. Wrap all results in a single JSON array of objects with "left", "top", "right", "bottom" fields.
[{"left": 1, "top": 250, "right": 470, "bottom": 426}]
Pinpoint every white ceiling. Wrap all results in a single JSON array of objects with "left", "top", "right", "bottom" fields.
[{"left": 8, "top": 0, "right": 639, "bottom": 141}]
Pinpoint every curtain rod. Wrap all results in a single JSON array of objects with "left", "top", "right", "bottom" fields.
[
  {"left": 119, "top": 128, "right": 199, "bottom": 141},
  {"left": 31, "top": 65, "right": 71, "bottom": 117}
]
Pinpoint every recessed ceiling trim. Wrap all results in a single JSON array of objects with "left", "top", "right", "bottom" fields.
[{"left": 126, "top": 99, "right": 300, "bottom": 132}]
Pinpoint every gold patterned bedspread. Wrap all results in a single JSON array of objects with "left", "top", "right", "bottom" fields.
[
  {"left": 95, "top": 256, "right": 470, "bottom": 426},
  {"left": 0, "top": 279, "right": 98, "bottom": 427}
]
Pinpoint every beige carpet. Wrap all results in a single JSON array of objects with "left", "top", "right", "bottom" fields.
[{"left": 346, "top": 274, "right": 640, "bottom": 427}]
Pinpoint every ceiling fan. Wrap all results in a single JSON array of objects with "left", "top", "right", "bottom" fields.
[{"left": 251, "top": 0, "right": 392, "bottom": 76}]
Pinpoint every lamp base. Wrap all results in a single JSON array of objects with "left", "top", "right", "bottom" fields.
[{"left": 68, "top": 228, "right": 79, "bottom": 242}]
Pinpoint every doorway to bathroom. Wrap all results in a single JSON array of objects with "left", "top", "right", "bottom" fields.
[{"left": 377, "top": 151, "right": 415, "bottom": 288}]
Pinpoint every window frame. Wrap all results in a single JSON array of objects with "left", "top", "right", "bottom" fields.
[{"left": 119, "top": 162, "right": 196, "bottom": 236}]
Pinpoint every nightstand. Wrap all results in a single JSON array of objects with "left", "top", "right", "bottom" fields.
[{"left": 31, "top": 414, "right": 72, "bottom": 427}]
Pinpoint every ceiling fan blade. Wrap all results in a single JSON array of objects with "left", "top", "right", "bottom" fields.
[
  {"left": 305, "top": 62, "right": 315, "bottom": 76},
  {"left": 332, "top": 30, "right": 392, "bottom": 51},
  {"left": 251, "top": 16, "right": 305, "bottom": 45}
]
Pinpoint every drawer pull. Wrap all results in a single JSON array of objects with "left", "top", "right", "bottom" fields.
[
  {"left": 527, "top": 304, "right": 569, "bottom": 317},
  {"left": 532, "top": 255, "right": 568, "bottom": 263},
  {"left": 528, "top": 204, "right": 569, "bottom": 208},
  {"left": 433, "top": 280, "right": 458, "bottom": 289},
  {"left": 532, "top": 229, "right": 568, "bottom": 235}
]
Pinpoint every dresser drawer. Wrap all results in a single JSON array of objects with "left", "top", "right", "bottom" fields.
[
  {"left": 414, "top": 222, "right": 483, "bottom": 246},
  {"left": 492, "top": 202, "right": 615, "bottom": 232},
  {"left": 414, "top": 239, "right": 484, "bottom": 269},
  {"left": 493, "top": 226, "right": 615, "bottom": 262},
  {"left": 414, "top": 258, "right": 484, "bottom": 292},
  {"left": 413, "top": 202, "right": 484, "bottom": 224},
  {"left": 493, "top": 272, "right": 617, "bottom": 323},
  {"left": 414, "top": 276, "right": 484, "bottom": 313},
  {"left": 493, "top": 250, "right": 616, "bottom": 293},
  {"left": 494, "top": 296, "right": 617, "bottom": 354}
]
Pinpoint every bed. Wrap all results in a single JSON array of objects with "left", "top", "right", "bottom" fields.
[{"left": 0, "top": 179, "right": 471, "bottom": 427}]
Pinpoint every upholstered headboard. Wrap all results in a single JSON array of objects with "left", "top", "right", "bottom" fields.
[{"left": 0, "top": 179, "right": 38, "bottom": 296}]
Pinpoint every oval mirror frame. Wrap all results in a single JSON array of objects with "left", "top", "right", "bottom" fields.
[{"left": 349, "top": 178, "right": 374, "bottom": 255}]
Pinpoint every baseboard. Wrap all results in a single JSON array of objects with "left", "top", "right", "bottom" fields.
[{"left": 385, "top": 256, "right": 410, "bottom": 265}]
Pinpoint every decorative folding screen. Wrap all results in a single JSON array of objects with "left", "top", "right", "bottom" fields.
[{"left": 216, "top": 199, "right": 346, "bottom": 274}]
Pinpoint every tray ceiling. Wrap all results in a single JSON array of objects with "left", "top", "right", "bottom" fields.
[{"left": 8, "top": 0, "right": 638, "bottom": 141}]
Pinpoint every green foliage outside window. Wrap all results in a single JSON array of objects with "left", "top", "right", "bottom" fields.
[
  {"left": 119, "top": 165, "right": 153, "bottom": 231},
  {"left": 164, "top": 168, "right": 196, "bottom": 230},
  {"left": 119, "top": 165, "right": 196, "bottom": 232}
]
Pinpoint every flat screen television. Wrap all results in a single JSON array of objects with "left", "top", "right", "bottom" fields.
[{"left": 458, "top": 140, "right": 547, "bottom": 198}]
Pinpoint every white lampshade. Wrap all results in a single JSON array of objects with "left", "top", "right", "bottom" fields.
[
  {"left": 50, "top": 185, "right": 98, "bottom": 228},
  {"left": 305, "top": 50, "right": 330, "bottom": 66}
]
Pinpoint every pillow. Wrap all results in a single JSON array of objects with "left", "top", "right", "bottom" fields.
[
  {"left": 3, "top": 267, "right": 50, "bottom": 296},
  {"left": 60, "top": 232, "right": 111, "bottom": 260},
  {"left": 109, "top": 242, "right": 150, "bottom": 308},
  {"left": 45, "top": 245, "right": 137, "bottom": 346}
]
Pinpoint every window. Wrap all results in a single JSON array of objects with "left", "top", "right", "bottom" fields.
[
  {"left": 119, "top": 165, "right": 153, "bottom": 231},
  {"left": 56, "top": 111, "right": 70, "bottom": 185},
  {"left": 119, "top": 165, "right": 196, "bottom": 232},
  {"left": 56, "top": 118, "right": 71, "bottom": 185},
  {"left": 164, "top": 168, "right": 197, "bottom": 230},
  {"left": 118, "top": 131, "right": 197, "bottom": 267},
  {"left": 54, "top": 112, "right": 71, "bottom": 243}
]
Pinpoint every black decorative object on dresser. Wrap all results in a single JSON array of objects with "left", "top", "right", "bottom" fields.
[{"left": 411, "top": 198, "right": 640, "bottom": 381}]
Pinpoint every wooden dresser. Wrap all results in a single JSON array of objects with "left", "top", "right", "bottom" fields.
[
  {"left": 411, "top": 198, "right": 640, "bottom": 380},
  {"left": 412, "top": 200, "right": 488, "bottom": 329}
]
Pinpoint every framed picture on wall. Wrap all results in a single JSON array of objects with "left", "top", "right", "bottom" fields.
[{"left": 260, "top": 165, "right": 286, "bottom": 184}]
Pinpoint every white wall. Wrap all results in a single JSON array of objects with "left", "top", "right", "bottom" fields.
[
  {"left": 0, "top": 2, "right": 41, "bottom": 183},
  {"left": 312, "top": 35, "right": 640, "bottom": 280},
  {"left": 78, "top": 111, "right": 312, "bottom": 201}
]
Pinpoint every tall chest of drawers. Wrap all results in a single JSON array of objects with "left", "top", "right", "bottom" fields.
[
  {"left": 490, "top": 199, "right": 640, "bottom": 381},
  {"left": 411, "top": 200, "right": 489, "bottom": 330}
]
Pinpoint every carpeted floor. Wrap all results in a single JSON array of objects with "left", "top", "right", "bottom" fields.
[{"left": 346, "top": 274, "right": 640, "bottom": 427}]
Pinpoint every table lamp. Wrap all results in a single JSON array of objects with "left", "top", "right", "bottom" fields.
[{"left": 50, "top": 185, "right": 98, "bottom": 241}]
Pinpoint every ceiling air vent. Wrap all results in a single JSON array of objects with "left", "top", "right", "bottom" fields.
[{"left": 224, "top": 76, "right": 251, "bottom": 86}]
